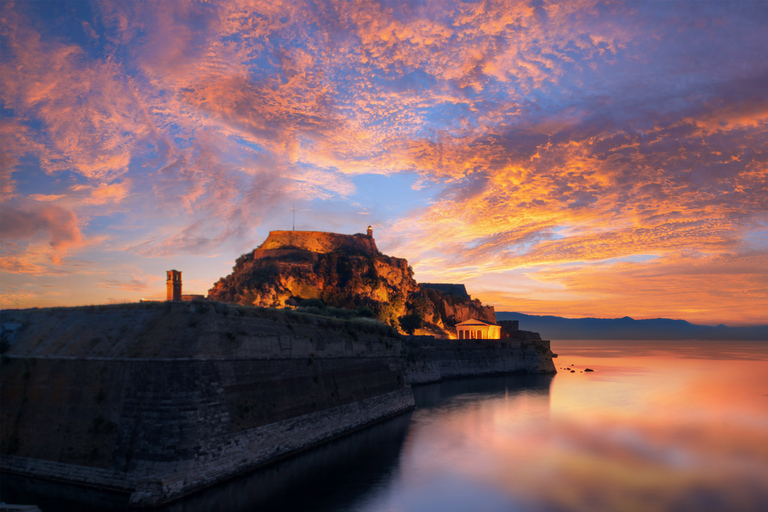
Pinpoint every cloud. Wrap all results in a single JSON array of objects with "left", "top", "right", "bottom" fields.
[
  {"left": 0, "top": 256, "right": 55, "bottom": 276},
  {"left": 97, "top": 278, "right": 149, "bottom": 292},
  {"left": 0, "top": 202, "right": 84, "bottom": 264},
  {"left": 1, "top": 0, "right": 767, "bottom": 320},
  {"left": 0, "top": 4, "right": 153, "bottom": 181}
]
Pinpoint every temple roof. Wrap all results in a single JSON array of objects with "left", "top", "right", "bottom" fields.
[{"left": 456, "top": 318, "right": 497, "bottom": 327}]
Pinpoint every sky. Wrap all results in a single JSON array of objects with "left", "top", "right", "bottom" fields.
[{"left": 1, "top": 0, "right": 767, "bottom": 326}]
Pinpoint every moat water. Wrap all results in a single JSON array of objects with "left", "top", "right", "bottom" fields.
[{"left": 3, "top": 340, "right": 768, "bottom": 511}]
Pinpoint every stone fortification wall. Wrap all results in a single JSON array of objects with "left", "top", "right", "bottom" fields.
[
  {"left": 0, "top": 302, "right": 556, "bottom": 505},
  {"left": 257, "top": 231, "right": 377, "bottom": 255},
  {"left": 419, "top": 283, "right": 471, "bottom": 299},
  {"left": 0, "top": 303, "right": 412, "bottom": 507},
  {"left": 402, "top": 336, "right": 557, "bottom": 384},
  {"left": 0, "top": 302, "right": 400, "bottom": 359}
]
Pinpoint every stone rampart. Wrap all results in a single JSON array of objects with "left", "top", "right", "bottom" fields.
[
  {"left": 402, "top": 336, "right": 556, "bottom": 384},
  {"left": 0, "top": 303, "right": 412, "bottom": 507},
  {"left": 0, "top": 302, "right": 400, "bottom": 359},
  {"left": 257, "top": 231, "right": 377, "bottom": 255},
  {"left": 0, "top": 302, "right": 556, "bottom": 506},
  {"left": 419, "top": 283, "right": 471, "bottom": 299}
]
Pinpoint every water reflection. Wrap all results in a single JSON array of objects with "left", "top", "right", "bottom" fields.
[
  {"left": 164, "top": 412, "right": 413, "bottom": 512},
  {"left": 0, "top": 474, "right": 129, "bottom": 512},
  {"left": 351, "top": 375, "right": 555, "bottom": 512},
  {"left": 357, "top": 342, "right": 768, "bottom": 512},
  {"left": 1, "top": 412, "right": 413, "bottom": 512},
  {"left": 413, "top": 373, "right": 554, "bottom": 408}
]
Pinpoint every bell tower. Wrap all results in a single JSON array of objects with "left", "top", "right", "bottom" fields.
[{"left": 166, "top": 270, "right": 182, "bottom": 301}]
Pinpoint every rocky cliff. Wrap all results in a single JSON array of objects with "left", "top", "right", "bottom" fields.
[
  {"left": 208, "top": 230, "right": 495, "bottom": 336},
  {"left": 413, "top": 287, "right": 497, "bottom": 335},
  {"left": 208, "top": 230, "right": 418, "bottom": 327}
]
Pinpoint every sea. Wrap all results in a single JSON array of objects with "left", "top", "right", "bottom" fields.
[{"left": 3, "top": 339, "right": 767, "bottom": 512}]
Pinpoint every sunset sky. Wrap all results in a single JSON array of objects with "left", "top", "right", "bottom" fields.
[{"left": 1, "top": 0, "right": 767, "bottom": 326}]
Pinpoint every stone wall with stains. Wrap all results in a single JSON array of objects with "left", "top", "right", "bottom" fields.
[
  {"left": 402, "top": 335, "right": 557, "bottom": 384},
  {"left": 0, "top": 303, "right": 413, "bottom": 507}
]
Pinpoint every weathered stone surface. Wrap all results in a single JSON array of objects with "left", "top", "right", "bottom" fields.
[
  {"left": 207, "top": 231, "right": 419, "bottom": 326},
  {"left": 257, "top": 230, "right": 378, "bottom": 255},
  {"left": 403, "top": 336, "right": 557, "bottom": 384},
  {"left": 0, "top": 303, "right": 413, "bottom": 507},
  {"left": 0, "top": 301, "right": 400, "bottom": 359},
  {"left": 0, "top": 301, "right": 556, "bottom": 507},
  {"left": 0, "top": 504, "right": 42, "bottom": 512}
]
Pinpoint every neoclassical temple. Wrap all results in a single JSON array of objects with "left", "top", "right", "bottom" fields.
[{"left": 456, "top": 318, "right": 501, "bottom": 340}]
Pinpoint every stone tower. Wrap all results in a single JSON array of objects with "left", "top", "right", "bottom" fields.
[
  {"left": 166, "top": 270, "right": 182, "bottom": 301},
  {"left": 367, "top": 225, "right": 373, "bottom": 238}
]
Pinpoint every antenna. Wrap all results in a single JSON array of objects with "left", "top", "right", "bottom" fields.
[{"left": 291, "top": 203, "right": 296, "bottom": 231}]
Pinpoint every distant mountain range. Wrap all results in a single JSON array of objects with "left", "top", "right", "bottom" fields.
[{"left": 496, "top": 312, "right": 768, "bottom": 340}]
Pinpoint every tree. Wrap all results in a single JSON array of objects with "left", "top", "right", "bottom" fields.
[{"left": 399, "top": 312, "right": 423, "bottom": 335}]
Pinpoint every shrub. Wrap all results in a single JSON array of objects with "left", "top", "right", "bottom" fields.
[{"left": 399, "top": 313, "right": 423, "bottom": 335}]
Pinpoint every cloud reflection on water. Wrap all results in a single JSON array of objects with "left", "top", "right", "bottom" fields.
[{"left": 367, "top": 343, "right": 768, "bottom": 512}]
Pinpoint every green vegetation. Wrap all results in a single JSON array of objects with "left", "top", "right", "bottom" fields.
[{"left": 398, "top": 312, "right": 423, "bottom": 335}]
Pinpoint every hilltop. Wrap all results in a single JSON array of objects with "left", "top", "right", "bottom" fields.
[{"left": 208, "top": 229, "right": 494, "bottom": 336}]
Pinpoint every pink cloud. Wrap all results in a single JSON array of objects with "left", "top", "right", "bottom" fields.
[{"left": 0, "top": 203, "right": 84, "bottom": 264}]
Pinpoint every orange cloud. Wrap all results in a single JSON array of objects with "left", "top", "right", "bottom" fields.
[
  {"left": 1, "top": 0, "right": 766, "bottom": 321},
  {"left": 72, "top": 180, "right": 131, "bottom": 206}
]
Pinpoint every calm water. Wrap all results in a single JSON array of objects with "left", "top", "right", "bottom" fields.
[{"left": 3, "top": 340, "right": 768, "bottom": 511}]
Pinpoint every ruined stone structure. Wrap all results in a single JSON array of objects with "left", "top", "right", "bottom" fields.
[
  {"left": 1, "top": 269, "right": 556, "bottom": 508},
  {"left": 419, "top": 283, "right": 471, "bottom": 300},
  {"left": 456, "top": 318, "right": 502, "bottom": 339},
  {"left": 255, "top": 230, "right": 378, "bottom": 256},
  {"left": 498, "top": 320, "right": 520, "bottom": 337},
  {"left": 166, "top": 270, "right": 181, "bottom": 301},
  {"left": 208, "top": 229, "right": 418, "bottom": 327}
]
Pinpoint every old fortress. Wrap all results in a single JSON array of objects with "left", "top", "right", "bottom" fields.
[
  {"left": 165, "top": 226, "right": 515, "bottom": 340},
  {"left": 0, "top": 226, "right": 551, "bottom": 508}
]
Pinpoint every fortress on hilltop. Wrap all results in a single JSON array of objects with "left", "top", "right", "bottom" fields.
[
  {"left": 0, "top": 224, "right": 555, "bottom": 508},
  {"left": 208, "top": 225, "right": 505, "bottom": 338},
  {"left": 254, "top": 227, "right": 377, "bottom": 258}
]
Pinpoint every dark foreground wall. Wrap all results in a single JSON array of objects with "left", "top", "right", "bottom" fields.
[
  {"left": 0, "top": 303, "right": 556, "bottom": 507},
  {"left": 1, "top": 356, "right": 413, "bottom": 507},
  {"left": 403, "top": 336, "right": 557, "bottom": 384},
  {"left": 0, "top": 304, "right": 414, "bottom": 507}
]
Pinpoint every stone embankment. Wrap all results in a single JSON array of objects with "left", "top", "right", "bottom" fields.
[
  {"left": 0, "top": 302, "right": 413, "bottom": 507},
  {"left": 403, "top": 334, "right": 557, "bottom": 384},
  {"left": 0, "top": 302, "right": 556, "bottom": 507}
]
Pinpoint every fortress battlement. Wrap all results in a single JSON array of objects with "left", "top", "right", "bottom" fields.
[{"left": 256, "top": 229, "right": 378, "bottom": 256}]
